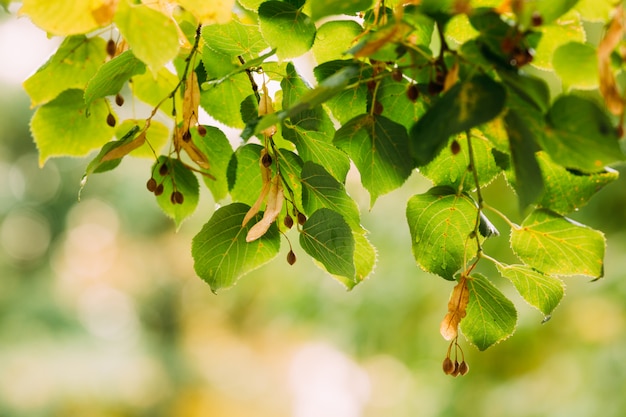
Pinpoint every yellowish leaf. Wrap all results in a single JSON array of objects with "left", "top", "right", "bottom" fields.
[
  {"left": 440, "top": 275, "right": 470, "bottom": 341},
  {"left": 20, "top": 0, "right": 112, "bottom": 35},
  {"left": 177, "top": 0, "right": 235, "bottom": 24}
]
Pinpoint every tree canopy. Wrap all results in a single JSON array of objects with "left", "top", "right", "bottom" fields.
[{"left": 12, "top": 0, "right": 626, "bottom": 374}]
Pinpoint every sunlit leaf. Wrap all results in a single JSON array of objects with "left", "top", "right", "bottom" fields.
[
  {"left": 201, "top": 18, "right": 268, "bottom": 60},
  {"left": 420, "top": 131, "right": 501, "bottom": 191},
  {"left": 542, "top": 95, "right": 623, "bottom": 172},
  {"left": 406, "top": 186, "right": 478, "bottom": 280},
  {"left": 335, "top": 114, "right": 414, "bottom": 205},
  {"left": 299, "top": 208, "right": 356, "bottom": 281},
  {"left": 19, "top": 0, "right": 111, "bottom": 35},
  {"left": 177, "top": 0, "right": 235, "bottom": 24},
  {"left": 200, "top": 72, "right": 250, "bottom": 128},
  {"left": 114, "top": 0, "right": 180, "bottom": 72},
  {"left": 228, "top": 143, "right": 265, "bottom": 206},
  {"left": 309, "top": 0, "right": 373, "bottom": 20},
  {"left": 24, "top": 36, "right": 107, "bottom": 107},
  {"left": 84, "top": 50, "right": 146, "bottom": 106},
  {"left": 553, "top": 42, "right": 598, "bottom": 89},
  {"left": 258, "top": 1, "right": 316, "bottom": 59},
  {"left": 192, "top": 126, "right": 234, "bottom": 202},
  {"left": 510, "top": 209, "right": 605, "bottom": 277},
  {"left": 537, "top": 152, "right": 619, "bottom": 215},
  {"left": 312, "top": 21, "right": 362, "bottom": 64},
  {"left": 131, "top": 67, "right": 179, "bottom": 117},
  {"left": 575, "top": 0, "right": 615, "bottom": 21},
  {"left": 409, "top": 75, "right": 506, "bottom": 166},
  {"left": 531, "top": 12, "right": 584, "bottom": 70},
  {"left": 460, "top": 274, "right": 517, "bottom": 351},
  {"left": 496, "top": 264, "right": 564, "bottom": 317},
  {"left": 31, "top": 89, "right": 115, "bottom": 166},
  {"left": 192, "top": 202, "right": 281, "bottom": 291}
]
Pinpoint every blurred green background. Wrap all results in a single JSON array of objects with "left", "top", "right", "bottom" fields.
[{"left": 2, "top": 7, "right": 626, "bottom": 417}]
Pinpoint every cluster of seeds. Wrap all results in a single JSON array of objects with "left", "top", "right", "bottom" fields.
[
  {"left": 443, "top": 338, "right": 469, "bottom": 377},
  {"left": 146, "top": 161, "right": 185, "bottom": 205}
]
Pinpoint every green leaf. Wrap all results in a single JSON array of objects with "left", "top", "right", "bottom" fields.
[
  {"left": 201, "top": 18, "right": 268, "bottom": 60},
  {"left": 152, "top": 157, "right": 199, "bottom": 229},
  {"left": 497, "top": 69, "right": 550, "bottom": 114},
  {"left": 114, "top": 0, "right": 180, "bottom": 72},
  {"left": 258, "top": 1, "right": 316, "bottom": 59},
  {"left": 420, "top": 131, "right": 500, "bottom": 191},
  {"left": 192, "top": 202, "right": 281, "bottom": 291},
  {"left": 504, "top": 109, "right": 544, "bottom": 210},
  {"left": 553, "top": 42, "right": 599, "bottom": 89},
  {"left": 376, "top": 75, "right": 428, "bottom": 131},
  {"left": 309, "top": 0, "right": 373, "bottom": 20},
  {"left": 228, "top": 143, "right": 265, "bottom": 206},
  {"left": 510, "top": 209, "right": 606, "bottom": 277},
  {"left": 353, "top": 232, "right": 377, "bottom": 285},
  {"left": 192, "top": 126, "right": 234, "bottom": 202},
  {"left": 517, "top": 0, "right": 579, "bottom": 26},
  {"left": 334, "top": 114, "right": 414, "bottom": 205},
  {"left": 537, "top": 152, "right": 619, "bottom": 215},
  {"left": 312, "top": 21, "right": 363, "bottom": 64},
  {"left": 131, "top": 67, "right": 179, "bottom": 117},
  {"left": 531, "top": 12, "right": 585, "bottom": 70},
  {"left": 84, "top": 50, "right": 146, "bottom": 106},
  {"left": 299, "top": 208, "right": 356, "bottom": 281},
  {"left": 300, "top": 162, "right": 362, "bottom": 231},
  {"left": 575, "top": 0, "right": 615, "bottom": 21},
  {"left": 496, "top": 264, "right": 564, "bottom": 317},
  {"left": 24, "top": 36, "right": 107, "bottom": 107},
  {"left": 460, "top": 274, "right": 517, "bottom": 351},
  {"left": 30, "top": 89, "right": 116, "bottom": 166},
  {"left": 409, "top": 75, "right": 506, "bottom": 166},
  {"left": 283, "top": 126, "right": 351, "bottom": 183},
  {"left": 542, "top": 95, "right": 623, "bottom": 172},
  {"left": 200, "top": 72, "right": 250, "bottom": 128},
  {"left": 117, "top": 119, "right": 170, "bottom": 158},
  {"left": 406, "top": 187, "right": 478, "bottom": 280},
  {"left": 313, "top": 60, "right": 370, "bottom": 125}
]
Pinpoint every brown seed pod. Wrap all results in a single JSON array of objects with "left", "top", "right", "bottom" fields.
[
  {"left": 154, "top": 183, "right": 164, "bottom": 196},
  {"left": 106, "top": 113, "right": 116, "bottom": 127},
  {"left": 182, "top": 129, "right": 192, "bottom": 142},
  {"left": 106, "top": 39, "right": 116, "bottom": 57},
  {"left": 174, "top": 191, "right": 184, "bottom": 204},
  {"left": 407, "top": 84, "right": 419, "bottom": 102},
  {"left": 146, "top": 178, "right": 157, "bottom": 192},
  {"left": 442, "top": 357, "right": 455, "bottom": 375},
  {"left": 450, "top": 139, "right": 461, "bottom": 155},
  {"left": 297, "top": 212, "right": 307, "bottom": 226},
  {"left": 367, "top": 80, "right": 377, "bottom": 91},
  {"left": 458, "top": 361, "right": 469, "bottom": 376},
  {"left": 391, "top": 68, "right": 403, "bottom": 82},
  {"left": 428, "top": 80, "right": 444, "bottom": 96},
  {"left": 284, "top": 214, "right": 294, "bottom": 229},
  {"left": 197, "top": 124, "right": 207, "bottom": 137},
  {"left": 115, "top": 93, "right": 124, "bottom": 106},
  {"left": 261, "top": 152, "right": 273, "bottom": 168},
  {"left": 159, "top": 163, "right": 169, "bottom": 176},
  {"left": 451, "top": 360, "right": 461, "bottom": 377},
  {"left": 287, "top": 249, "right": 297, "bottom": 265},
  {"left": 531, "top": 11, "right": 543, "bottom": 27}
]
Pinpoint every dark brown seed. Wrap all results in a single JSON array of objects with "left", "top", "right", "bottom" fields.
[
  {"left": 367, "top": 80, "right": 377, "bottom": 91},
  {"left": 284, "top": 214, "right": 294, "bottom": 229},
  {"left": 261, "top": 152, "right": 272, "bottom": 168},
  {"left": 287, "top": 249, "right": 296, "bottom": 265},
  {"left": 154, "top": 184, "right": 164, "bottom": 196},
  {"left": 197, "top": 124, "right": 207, "bottom": 137},
  {"left": 106, "top": 113, "right": 116, "bottom": 127},
  {"left": 500, "top": 37, "right": 516, "bottom": 54},
  {"left": 183, "top": 129, "right": 192, "bottom": 142},
  {"left": 391, "top": 68, "right": 403, "bottom": 82},
  {"left": 170, "top": 191, "right": 184, "bottom": 204},
  {"left": 428, "top": 80, "right": 443, "bottom": 96},
  {"left": 451, "top": 360, "right": 461, "bottom": 377},
  {"left": 450, "top": 139, "right": 461, "bottom": 155},
  {"left": 297, "top": 212, "right": 307, "bottom": 226},
  {"left": 407, "top": 84, "right": 419, "bottom": 102},
  {"left": 531, "top": 11, "right": 543, "bottom": 27},
  {"left": 159, "top": 163, "right": 169, "bottom": 176},
  {"left": 146, "top": 178, "right": 157, "bottom": 192},
  {"left": 458, "top": 361, "right": 469, "bottom": 376},
  {"left": 115, "top": 93, "right": 124, "bottom": 106},
  {"left": 373, "top": 101, "right": 383, "bottom": 115},
  {"left": 442, "top": 357, "right": 454, "bottom": 375},
  {"left": 106, "top": 39, "right": 116, "bottom": 57}
]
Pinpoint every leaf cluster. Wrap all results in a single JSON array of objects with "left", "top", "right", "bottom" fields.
[{"left": 17, "top": 0, "right": 626, "bottom": 364}]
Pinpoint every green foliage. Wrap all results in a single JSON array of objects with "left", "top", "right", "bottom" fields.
[{"left": 18, "top": 0, "right": 626, "bottom": 371}]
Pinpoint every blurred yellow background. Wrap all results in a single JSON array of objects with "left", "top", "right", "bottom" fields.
[{"left": 1, "top": 6, "right": 626, "bottom": 417}]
